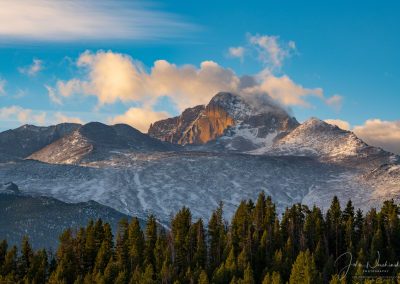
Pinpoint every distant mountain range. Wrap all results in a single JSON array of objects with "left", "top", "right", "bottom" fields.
[{"left": 0, "top": 92, "right": 399, "bottom": 240}]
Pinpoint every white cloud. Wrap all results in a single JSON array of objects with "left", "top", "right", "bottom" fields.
[
  {"left": 54, "top": 112, "right": 83, "bottom": 124},
  {"left": 325, "top": 94, "right": 343, "bottom": 111},
  {"left": 0, "top": 0, "right": 194, "bottom": 42},
  {"left": 0, "top": 105, "right": 46, "bottom": 125},
  {"left": 18, "top": 59, "right": 43, "bottom": 76},
  {"left": 248, "top": 34, "right": 296, "bottom": 69},
  {"left": 324, "top": 119, "right": 351, "bottom": 130},
  {"left": 243, "top": 70, "right": 323, "bottom": 107},
  {"left": 50, "top": 50, "right": 241, "bottom": 110},
  {"left": 353, "top": 119, "right": 400, "bottom": 154},
  {"left": 0, "top": 105, "right": 86, "bottom": 127},
  {"left": 108, "top": 108, "right": 169, "bottom": 133},
  {"left": 0, "top": 78, "right": 5, "bottom": 96},
  {"left": 14, "top": 89, "right": 27, "bottom": 99},
  {"left": 45, "top": 85, "right": 63, "bottom": 105},
  {"left": 48, "top": 50, "right": 327, "bottom": 113},
  {"left": 34, "top": 112, "right": 47, "bottom": 125},
  {"left": 228, "top": 46, "right": 245, "bottom": 61}
]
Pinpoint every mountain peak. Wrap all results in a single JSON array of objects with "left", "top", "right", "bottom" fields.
[
  {"left": 27, "top": 122, "right": 175, "bottom": 165},
  {"left": 302, "top": 117, "right": 333, "bottom": 129},
  {"left": 149, "top": 92, "right": 298, "bottom": 148},
  {"left": 209, "top": 92, "right": 241, "bottom": 105}
]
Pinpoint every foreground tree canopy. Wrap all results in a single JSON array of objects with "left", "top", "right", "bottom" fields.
[{"left": 1, "top": 193, "right": 400, "bottom": 283}]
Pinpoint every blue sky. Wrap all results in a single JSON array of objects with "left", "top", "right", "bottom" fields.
[{"left": 0, "top": 0, "right": 399, "bottom": 152}]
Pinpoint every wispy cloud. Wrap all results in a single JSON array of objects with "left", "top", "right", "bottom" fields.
[
  {"left": 248, "top": 34, "right": 296, "bottom": 69},
  {"left": 325, "top": 94, "right": 343, "bottom": 111},
  {"left": 18, "top": 59, "right": 43, "bottom": 76},
  {"left": 228, "top": 46, "right": 245, "bottom": 61},
  {"left": 54, "top": 112, "right": 83, "bottom": 124},
  {"left": 0, "top": 105, "right": 86, "bottom": 127},
  {"left": 0, "top": 105, "right": 46, "bottom": 125},
  {"left": 0, "top": 0, "right": 195, "bottom": 42},
  {"left": 0, "top": 78, "right": 6, "bottom": 96}
]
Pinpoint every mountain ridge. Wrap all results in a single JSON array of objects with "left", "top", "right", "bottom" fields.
[
  {"left": 0, "top": 91, "right": 399, "bottom": 225},
  {"left": 27, "top": 122, "right": 177, "bottom": 165}
]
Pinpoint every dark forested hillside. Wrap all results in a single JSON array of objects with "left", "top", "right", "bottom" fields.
[
  {"left": 0, "top": 193, "right": 134, "bottom": 250},
  {"left": 1, "top": 193, "right": 399, "bottom": 283}
]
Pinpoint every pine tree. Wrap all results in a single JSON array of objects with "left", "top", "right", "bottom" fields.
[
  {"left": 171, "top": 207, "right": 192, "bottom": 277},
  {"left": 2, "top": 245, "right": 17, "bottom": 279},
  {"left": 144, "top": 215, "right": 157, "bottom": 269},
  {"left": 115, "top": 219, "right": 130, "bottom": 271},
  {"left": 49, "top": 229, "right": 77, "bottom": 284},
  {"left": 240, "top": 263, "right": 255, "bottom": 284},
  {"left": 0, "top": 240, "right": 7, "bottom": 269},
  {"left": 19, "top": 236, "right": 33, "bottom": 277},
  {"left": 198, "top": 269, "right": 209, "bottom": 284},
  {"left": 289, "top": 250, "right": 319, "bottom": 284},
  {"left": 326, "top": 196, "right": 343, "bottom": 258},
  {"left": 26, "top": 249, "right": 48, "bottom": 283},
  {"left": 329, "top": 274, "right": 346, "bottom": 284},
  {"left": 262, "top": 271, "right": 281, "bottom": 284},
  {"left": 231, "top": 201, "right": 252, "bottom": 255},
  {"left": 128, "top": 217, "right": 145, "bottom": 271},
  {"left": 208, "top": 202, "right": 226, "bottom": 273},
  {"left": 153, "top": 229, "right": 167, "bottom": 279}
]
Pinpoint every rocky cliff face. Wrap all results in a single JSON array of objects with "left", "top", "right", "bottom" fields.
[
  {"left": 148, "top": 105, "right": 205, "bottom": 144},
  {"left": 148, "top": 92, "right": 299, "bottom": 151},
  {"left": 178, "top": 102, "right": 235, "bottom": 145}
]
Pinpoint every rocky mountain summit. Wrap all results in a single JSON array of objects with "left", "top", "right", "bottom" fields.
[{"left": 149, "top": 92, "right": 299, "bottom": 151}]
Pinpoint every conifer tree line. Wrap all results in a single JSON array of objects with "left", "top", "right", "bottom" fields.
[{"left": 1, "top": 193, "right": 400, "bottom": 283}]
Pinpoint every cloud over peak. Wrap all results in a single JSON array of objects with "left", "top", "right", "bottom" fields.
[
  {"left": 324, "top": 119, "right": 351, "bottom": 130},
  {"left": 45, "top": 49, "right": 340, "bottom": 131}
]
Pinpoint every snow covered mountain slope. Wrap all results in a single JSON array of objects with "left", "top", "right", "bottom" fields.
[
  {"left": 266, "top": 118, "right": 397, "bottom": 168},
  {"left": 28, "top": 122, "right": 177, "bottom": 165},
  {"left": 2, "top": 149, "right": 399, "bottom": 225},
  {"left": 149, "top": 92, "right": 299, "bottom": 151}
]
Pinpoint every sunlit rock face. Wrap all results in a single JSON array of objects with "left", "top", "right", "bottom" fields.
[
  {"left": 178, "top": 102, "right": 236, "bottom": 145},
  {"left": 148, "top": 105, "right": 206, "bottom": 144},
  {"left": 149, "top": 93, "right": 238, "bottom": 145}
]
